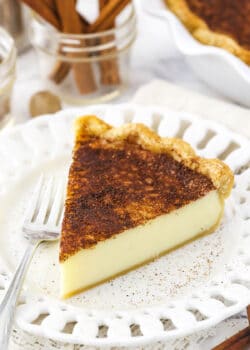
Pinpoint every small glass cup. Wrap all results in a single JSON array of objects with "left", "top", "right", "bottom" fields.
[
  {"left": 0, "top": 27, "right": 16, "bottom": 129},
  {"left": 30, "top": 5, "right": 137, "bottom": 105}
]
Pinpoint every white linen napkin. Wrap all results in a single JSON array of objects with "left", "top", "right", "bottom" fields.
[{"left": 133, "top": 79, "right": 250, "bottom": 138}]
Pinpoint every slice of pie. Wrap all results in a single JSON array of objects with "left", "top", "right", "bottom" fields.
[
  {"left": 165, "top": 0, "right": 250, "bottom": 65},
  {"left": 60, "top": 115, "right": 234, "bottom": 298}
]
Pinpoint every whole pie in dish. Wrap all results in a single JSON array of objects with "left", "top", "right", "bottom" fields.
[
  {"left": 60, "top": 115, "right": 234, "bottom": 298},
  {"left": 165, "top": 0, "right": 250, "bottom": 65}
]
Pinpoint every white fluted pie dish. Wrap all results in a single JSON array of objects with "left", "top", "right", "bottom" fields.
[{"left": 143, "top": 0, "right": 250, "bottom": 107}]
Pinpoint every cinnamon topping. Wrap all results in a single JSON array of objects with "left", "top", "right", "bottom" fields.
[
  {"left": 60, "top": 138, "right": 215, "bottom": 261},
  {"left": 186, "top": 0, "right": 250, "bottom": 49}
]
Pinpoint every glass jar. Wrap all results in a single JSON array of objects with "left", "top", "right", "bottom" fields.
[
  {"left": 0, "top": 27, "right": 16, "bottom": 129},
  {"left": 30, "top": 5, "right": 137, "bottom": 105}
]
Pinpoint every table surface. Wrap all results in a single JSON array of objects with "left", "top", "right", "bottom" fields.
[{"left": 9, "top": 1, "right": 245, "bottom": 349}]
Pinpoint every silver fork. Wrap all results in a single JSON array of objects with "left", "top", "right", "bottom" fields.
[{"left": 0, "top": 175, "right": 65, "bottom": 349}]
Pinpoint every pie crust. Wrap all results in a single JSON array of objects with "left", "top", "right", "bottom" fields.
[
  {"left": 75, "top": 115, "right": 234, "bottom": 198},
  {"left": 165, "top": 0, "right": 250, "bottom": 65}
]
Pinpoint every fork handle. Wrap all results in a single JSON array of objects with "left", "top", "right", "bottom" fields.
[{"left": 0, "top": 242, "right": 38, "bottom": 349}]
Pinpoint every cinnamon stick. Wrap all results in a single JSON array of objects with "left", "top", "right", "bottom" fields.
[
  {"left": 20, "top": 0, "right": 61, "bottom": 29},
  {"left": 20, "top": 0, "right": 70, "bottom": 84},
  {"left": 98, "top": 0, "right": 121, "bottom": 85},
  {"left": 42, "top": 0, "right": 71, "bottom": 84},
  {"left": 54, "top": 0, "right": 97, "bottom": 94},
  {"left": 89, "top": 0, "right": 131, "bottom": 33},
  {"left": 213, "top": 305, "right": 250, "bottom": 350},
  {"left": 230, "top": 334, "right": 250, "bottom": 349},
  {"left": 21, "top": 0, "right": 131, "bottom": 95},
  {"left": 212, "top": 326, "right": 250, "bottom": 350},
  {"left": 44, "top": 0, "right": 90, "bottom": 85},
  {"left": 49, "top": 60, "right": 71, "bottom": 84},
  {"left": 43, "top": 0, "right": 58, "bottom": 14},
  {"left": 55, "top": 0, "right": 86, "bottom": 33}
]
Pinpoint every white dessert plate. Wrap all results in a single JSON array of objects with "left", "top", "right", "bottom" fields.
[
  {"left": 0, "top": 104, "right": 250, "bottom": 347},
  {"left": 142, "top": 0, "right": 250, "bottom": 107}
]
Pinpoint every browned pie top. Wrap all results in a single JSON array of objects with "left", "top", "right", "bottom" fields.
[
  {"left": 60, "top": 137, "right": 216, "bottom": 262},
  {"left": 185, "top": 0, "right": 250, "bottom": 50}
]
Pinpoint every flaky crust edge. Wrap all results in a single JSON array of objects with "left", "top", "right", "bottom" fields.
[
  {"left": 74, "top": 115, "right": 234, "bottom": 199},
  {"left": 165, "top": 0, "right": 250, "bottom": 66}
]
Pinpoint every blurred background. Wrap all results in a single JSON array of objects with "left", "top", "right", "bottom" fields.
[{"left": 0, "top": 0, "right": 236, "bottom": 126}]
